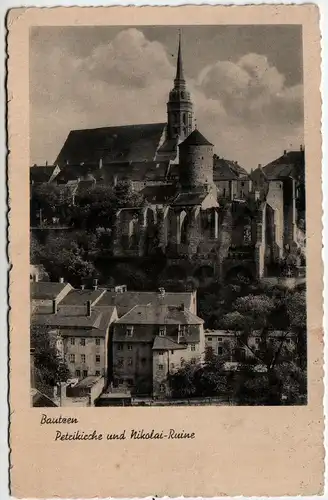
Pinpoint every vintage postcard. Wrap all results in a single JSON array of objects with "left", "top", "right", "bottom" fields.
[{"left": 8, "top": 5, "right": 323, "bottom": 498}]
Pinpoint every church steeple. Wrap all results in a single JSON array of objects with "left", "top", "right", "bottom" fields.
[
  {"left": 175, "top": 31, "right": 185, "bottom": 84},
  {"left": 166, "top": 30, "right": 193, "bottom": 142}
]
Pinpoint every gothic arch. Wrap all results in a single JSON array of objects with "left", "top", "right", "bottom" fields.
[{"left": 180, "top": 210, "right": 190, "bottom": 245}]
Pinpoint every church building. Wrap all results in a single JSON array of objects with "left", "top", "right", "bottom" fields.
[{"left": 31, "top": 32, "right": 305, "bottom": 284}]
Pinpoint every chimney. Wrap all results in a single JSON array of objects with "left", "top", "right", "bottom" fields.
[
  {"left": 81, "top": 284, "right": 85, "bottom": 290},
  {"left": 283, "top": 149, "right": 287, "bottom": 155},
  {"left": 258, "top": 163, "right": 262, "bottom": 169},
  {"left": 59, "top": 277, "right": 64, "bottom": 283},
  {"left": 52, "top": 299, "right": 58, "bottom": 314},
  {"left": 93, "top": 279, "right": 98, "bottom": 291},
  {"left": 300, "top": 144, "right": 304, "bottom": 151},
  {"left": 45, "top": 161, "right": 48, "bottom": 166},
  {"left": 87, "top": 300, "right": 92, "bottom": 317}
]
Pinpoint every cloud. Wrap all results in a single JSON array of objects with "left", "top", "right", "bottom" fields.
[
  {"left": 30, "top": 28, "right": 303, "bottom": 170},
  {"left": 196, "top": 52, "right": 303, "bottom": 127}
]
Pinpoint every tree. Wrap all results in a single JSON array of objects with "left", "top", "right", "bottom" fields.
[
  {"left": 35, "top": 232, "right": 96, "bottom": 286},
  {"left": 221, "top": 288, "right": 307, "bottom": 404},
  {"left": 31, "top": 184, "right": 63, "bottom": 225},
  {"left": 31, "top": 324, "right": 70, "bottom": 397}
]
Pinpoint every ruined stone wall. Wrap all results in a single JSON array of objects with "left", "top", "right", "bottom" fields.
[{"left": 266, "top": 180, "right": 284, "bottom": 251}]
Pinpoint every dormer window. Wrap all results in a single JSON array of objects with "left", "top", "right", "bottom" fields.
[
  {"left": 159, "top": 326, "right": 166, "bottom": 337},
  {"left": 126, "top": 326, "right": 134, "bottom": 337}
]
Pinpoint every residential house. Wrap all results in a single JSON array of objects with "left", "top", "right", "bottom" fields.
[
  {"left": 112, "top": 303, "right": 204, "bottom": 397},
  {"left": 31, "top": 299, "right": 118, "bottom": 383}
]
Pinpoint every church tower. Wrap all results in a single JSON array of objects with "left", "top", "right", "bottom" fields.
[{"left": 166, "top": 31, "right": 193, "bottom": 142}]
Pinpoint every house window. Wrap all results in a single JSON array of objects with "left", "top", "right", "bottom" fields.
[
  {"left": 117, "top": 358, "right": 124, "bottom": 368},
  {"left": 95, "top": 338, "right": 101, "bottom": 346},
  {"left": 75, "top": 369, "right": 81, "bottom": 377},
  {"left": 95, "top": 371, "right": 100, "bottom": 376},
  {"left": 117, "top": 343, "right": 124, "bottom": 351},
  {"left": 81, "top": 354, "right": 86, "bottom": 363},
  {"left": 159, "top": 384, "right": 166, "bottom": 393},
  {"left": 241, "top": 182, "right": 245, "bottom": 187},
  {"left": 217, "top": 337, "right": 223, "bottom": 342},
  {"left": 190, "top": 344, "right": 196, "bottom": 351},
  {"left": 158, "top": 364, "right": 164, "bottom": 371},
  {"left": 80, "top": 338, "right": 85, "bottom": 346},
  {"left": 159, "top": 326, "right": 166, "bottom": 337},
  {"left": 207, "top": 337, "right": 212, "bottom": 342},
  {"left": 158, "top": 350, "right": 164, "bottom": 356},
  {"left": 83, "top": 370, "right": 88, "bottom": 378},
  {"left": 171, "top": 350, "right": 174, "bottom": 355},
  {"left": 128, "top": 357, "right": 133, "bottom": 366},
  {"left": 126, "top": 326, "right": 134, "bottom": 337},
  {"left": 128, "top": 344, "right": 133, "bottom": 351},
  {"left": 69, "top": 354, "right": 75, "bottom": 363},
  {"left": 218, "top": 347, "right": 223, "bottom": 355},
  {"left": 96, "top": 355, "right": 100, "bottom": 364},
  {"left": 70, "top": 338, "right": 75, "bottom": 345}
]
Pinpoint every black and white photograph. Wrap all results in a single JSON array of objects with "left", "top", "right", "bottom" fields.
[{"left": 29, "top": 24, "right": 306, "bottom": 408}]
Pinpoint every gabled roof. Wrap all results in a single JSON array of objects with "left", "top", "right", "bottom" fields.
[
  {"left": 55, "top": 123, "right": 167, "bottom": 166},
  {"left": 213, "top": 157, "right": 248, "bottom": 180},
  {"left": 180, "top": 129, "right": 213, "bottom": 147},
  {"left": 60, "top": 289, "right": 106, "bottom": 306},
  {"left": 31, "top": 282, "right": 72, "bottom": 300},
  {"left": 31, "top": 304, "right": 117, "bottom": 335},
  {"left": 262, "top": 150, "right": 305, "bottom": 180},
  {"left": 32, "top": 307, "right": 103, "bottom": 328},
  {"left": 96, "top": 290, "right": 195, "bottom": 317},
  {"left": 30, "top": 165, "right": 60, "bottom": 184},
  {"left": 116, "top": 304, "right": 203, "bottom": 325},
  {"left": 31, "top": 388, "right": 58, "bottom": 407}
]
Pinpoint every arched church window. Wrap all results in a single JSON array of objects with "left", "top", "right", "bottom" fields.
[
  {"left": 181, "top": 214, "right": 189, "bottom": 245},
  {"left": 183, "top": 114, "right": 186, "bottom": 125}
]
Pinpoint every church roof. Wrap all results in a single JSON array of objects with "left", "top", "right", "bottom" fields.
[
  {"left": 55, "top": 123, "right": 167, "bottom": 166},
  {"left": 180, "top": 129, "right": 213, "bottom": 147}
]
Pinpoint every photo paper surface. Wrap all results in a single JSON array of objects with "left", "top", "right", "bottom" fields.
[{"left": 8, "top": 5, "right": 324, "bottom": 497}]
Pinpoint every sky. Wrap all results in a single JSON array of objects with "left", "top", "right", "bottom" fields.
[{"left": 30, "top": 25, "right": 304, "bottom": 171}]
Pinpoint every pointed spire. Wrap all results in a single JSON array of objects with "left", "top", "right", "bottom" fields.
[{"left": 175, "top": 29, "right": 185, "bottom": 84}]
